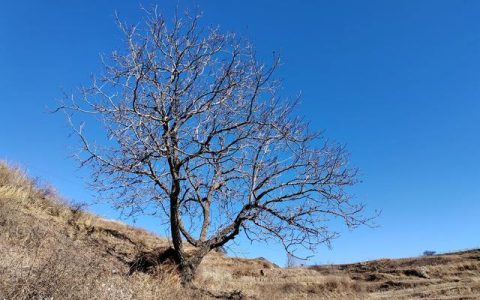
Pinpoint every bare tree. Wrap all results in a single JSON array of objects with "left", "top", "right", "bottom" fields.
[{"left": 59, "top": 9, "right": 369, "bottom": 284}]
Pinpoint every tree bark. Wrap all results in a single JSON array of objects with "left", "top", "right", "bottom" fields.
[
  {"left": 170, "top": 195, "right": 184, "bottom": 259},
  {"left": 177, "top": 247, "right": 209, "bottom": 286}
]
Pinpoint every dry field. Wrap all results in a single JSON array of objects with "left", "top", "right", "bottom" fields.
[{"left": 0, "top": 162, "right": 478, "bottom": 299}]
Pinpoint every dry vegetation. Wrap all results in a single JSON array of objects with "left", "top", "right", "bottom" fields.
[{"left": 0, "top": 161, "right": 479, "bottom": 299}]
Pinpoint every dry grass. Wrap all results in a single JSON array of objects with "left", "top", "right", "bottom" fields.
[
  {"left": 0, "top": 161, "right": 479, "bottom": 299},
  {"left": 310, "top": 251, "right": 480, "bottom": 299},
  {"left": 0, "top": 162, "right": 194, "bottom": 299}
]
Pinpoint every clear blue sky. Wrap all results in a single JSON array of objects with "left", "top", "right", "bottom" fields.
[{"left": 1, "top": 1, "right": 479, "bottom": 266}]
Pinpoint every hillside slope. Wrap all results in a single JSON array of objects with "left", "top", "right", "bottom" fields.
[{"left": 0, "top": 162, "right": 478, "bottom": 299}]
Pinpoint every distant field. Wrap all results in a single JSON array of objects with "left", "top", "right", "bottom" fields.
[{"left": 1, "top": 162, "right": 479, "bottom": 299}]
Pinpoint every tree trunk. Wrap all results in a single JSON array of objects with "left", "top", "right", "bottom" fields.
[
  {"left": 177, "top": 248, "right": 209, "bottom": 286},
  {"left": 169, "top": 171, "right": 210, "bottom": 286},
  {"left": 179, "top": 258, "right": 200, "bottom": 286}
]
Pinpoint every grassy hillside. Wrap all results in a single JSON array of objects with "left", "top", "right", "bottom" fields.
[{"left": 0, "top": 162, "right": 479, "bottom": 299}]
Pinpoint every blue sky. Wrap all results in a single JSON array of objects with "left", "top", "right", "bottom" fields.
[{"left": 1, "top": 1, "right": 479, "bottom": 266}]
